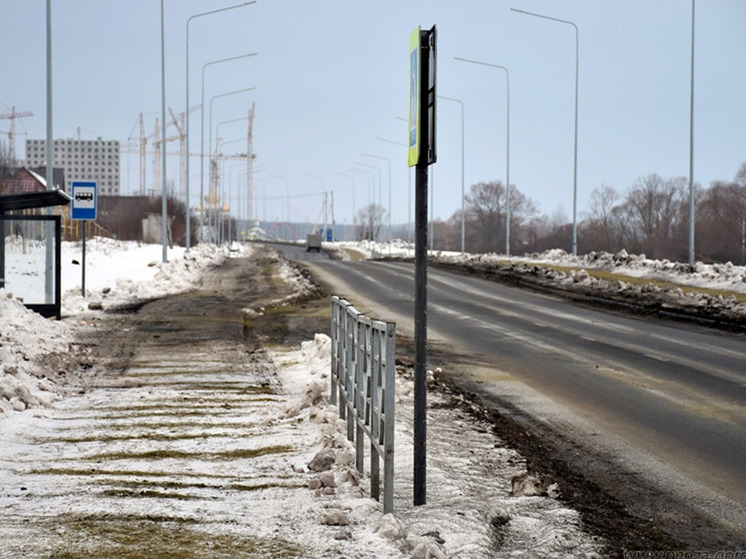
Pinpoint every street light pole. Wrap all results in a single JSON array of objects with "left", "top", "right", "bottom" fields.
[
  {"left": 209, "top": 87, "right": 256, "bottom": 243},
  {"left": 335, "top": 171, "right": 356, "bottom": 241},
  {"left": 160, "top": 0, "right": 168, "bottom": 262},
  {"left": 271, "top": 175, "right": 290, "bottom": 240},
  {"left": 377, "top": 137, "right": 411, "bottom": 245},
  {"left": 361, "top": 153, "right": 391, "bottom": 246},
  {"left": 305, "top": 174, "right": 327, "bottom": 239},
  {"left": 200, "top": 52, "right": 258, "bottom": 242},
  {"left": 186, "top": 1, "right": 256, "bottom": 251},
  {"left": 350, "top": 168, "right": 374, "bottom": 240},
  {"left": 688, "top": 0, "right": 696, "bottom": 265},
  {"left": 511, "top": 7, "right": 579, "bottom": 255},
  {"left": 354, "top": 161, "right": 383, "bottom": 241},
  {"left": 437, "top": 96, "right": 465, "bottom": 253},
  {"left": 454, "top": 57, "right": 511, "bottom": 256}
]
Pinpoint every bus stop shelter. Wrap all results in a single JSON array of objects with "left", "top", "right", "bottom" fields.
[{"left": 0, "top": 190, "right": 71, "bottom": 319}]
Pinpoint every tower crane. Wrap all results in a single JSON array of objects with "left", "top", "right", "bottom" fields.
[
  {"left": 0, "top": 107, "right": 33, "bottom": 161},
  {"left": 208, "top": 103, "right": 256, "bottom": 221},
  {"left": 168, "top": 105, "right": 200, "bottom": 200},
  {"left": 124, "top": 106, "right": 199, "bottom": 195}
]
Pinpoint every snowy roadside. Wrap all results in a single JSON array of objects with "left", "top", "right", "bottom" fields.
[
  {"left": 1, "top": 239, "right": 607, "bottom": 557},
  {"left": 337, "top": 240, "right": 746, "bottom": 323}
]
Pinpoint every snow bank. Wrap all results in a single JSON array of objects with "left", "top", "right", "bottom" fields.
[
  {"left": 0, "top": 291, "right": 67, "bottom": 415},
  {"left": 336, "top": 239, "right": 414, "bottom": 260},
  {"left": 61, "top": 238, "right": 230, "bottom": 314},
  {"left": 431, "top": 248, "right": 746, "bottom": 296}
]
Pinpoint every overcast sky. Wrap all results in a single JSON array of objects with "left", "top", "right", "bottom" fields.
[{"left": 2, "top": 0, "right": 745, "bottom": 228}]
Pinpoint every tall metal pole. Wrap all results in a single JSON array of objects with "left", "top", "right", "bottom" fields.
[
  {"left": 200, "top": 53, "right": 258, "bottom": 243},
  {"left": 45, "top": 0, "right": 53, "bottom": 194},
  {"left": 45, "top": 0, "right": 54, "bottom": 304},
  {"left": 354, "top": 161, "right": 383, "bottom": 241},
  {"left": 271, "top": 175, "right": 289, "bottom": 239},
  {"left": 305, "top": 174, "right": 326, "bottom": 238},
  {"left": 454, "top": 58, "right": 511, "bottom": 255},
  {"left": 350, "top": 168, "right": 374, "bottom": 239},
  {"left": 437, "top": 96, "right": 465, "bottom": 253},
  {"left": 186, "top": 2, "right": 256, "bottom": 251},
  {"left": 160, "top": 0, "right": 168, "bottom": 263},
  {"left": 350, "top": 168, "right": 373, "bottom": 205},
  {"left": 511, "top": 8, "right": 578, "bottom": 255},
  {"left": 361, "top": 153, "right": 391, "bottom": 245},
  {"left": 377, "top": 137, "right": 410, "bottom": 245},
  {"left": 209, "top": 86, "right": 256, "bottom": 206},
  {"left": 411, "top": 24, "right": 436, "bottom": 508},
  {"left": 688, "top": 0, "right": 696, "bottom": 265},
  {"left": 335, "top": 171, "right": 356, "bottom": 240}
]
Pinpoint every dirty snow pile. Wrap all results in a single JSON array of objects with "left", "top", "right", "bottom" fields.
[
  {"left": 0, "top": 293, "right": 67, "bottom": 415},
  {"left": 0, "top": 238, "right": 232, "bottom": 418},
  {"left": 512, "top": 248, "right": 746, "bottom": 294},
  {"left": 434, "top": 248, "right": 746, "bottom": 318},
  {"left": 341, "top": 240, "right": 746, "bottom": 318},
  {"left": 61, "top": 237, "right": 229, "bottom": 314},
  {"left": 275, "top": 334, "right": 604, "bottom": 558}
]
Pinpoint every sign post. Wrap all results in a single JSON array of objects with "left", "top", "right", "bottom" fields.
[
  {"left": 409, "top": 24, "right": 436, "bottom": 507},
  {"left": 71, "top": 181, "right": 97, "bottom": 297}
]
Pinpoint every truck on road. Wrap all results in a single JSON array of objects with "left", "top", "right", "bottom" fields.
[{"left": 305, "top": 234, "right": 322, "bottom": 252}]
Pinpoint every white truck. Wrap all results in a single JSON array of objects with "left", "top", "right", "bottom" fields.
[{"left": 305, "top": 234, "right": 322, "bottom": 253}]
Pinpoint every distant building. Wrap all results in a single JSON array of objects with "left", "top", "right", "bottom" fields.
[{"left": 24, "top": 138, "right": 120, "bottom": 196}]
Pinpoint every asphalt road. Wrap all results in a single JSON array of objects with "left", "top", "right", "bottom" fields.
[{"left": 272, "top": 244, "right": 746, "bottom": 546}]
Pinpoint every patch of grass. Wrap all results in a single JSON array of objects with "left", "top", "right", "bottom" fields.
[
  {"left": 49, "top": 420, "right": 255, "bottom": 432},
  {"left": 74, "top": 444, "right": 294, "bottom": 462},
  {"left": 45, "top": 513, "right": 305, "bottom": 559},
  {"left": 28, "top": 467, "right": 236, "bottom": 479},
  {"left": 99, "top": 477, "right": 296, "bottom": 490},
  {"left": 102, "top": 488, "right": 204, "bottom": 500},
  {"left": 33, "top": 430, "right": 263, "bottom": 444}
]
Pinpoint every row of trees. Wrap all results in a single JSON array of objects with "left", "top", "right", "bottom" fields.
[{"left": 359, "top": 162, "right": 745, "bottom": 264}]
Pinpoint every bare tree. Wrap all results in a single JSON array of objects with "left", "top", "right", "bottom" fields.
[
  {"left": 735, "top": 162, "right": 746, "bottom": 188},
  {"left": 698, "top": 179, "right": 746, "bottom": 264},
  {"left": 583, "top": 184, "right": 619, "bottom": 250},
  {"left": 623, "top": 174, "right": 689, "bottom": 258},
  {"left": 356, "top": 203, "right": 385, "bottom": 242},
  {"left": 463, "top": 181, "right": 537, "bottom": 254},
  {"left": 0, "top": 139, "right": 17, "bottom": 181}
]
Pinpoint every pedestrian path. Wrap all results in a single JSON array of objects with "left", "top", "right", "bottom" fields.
[{"left": 0, "top": 336, "right": 340, "bottom": 558}]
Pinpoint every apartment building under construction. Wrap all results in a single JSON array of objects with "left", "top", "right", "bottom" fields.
[{"left": 24, "top": 138, "right": 120, "bottom": 196}]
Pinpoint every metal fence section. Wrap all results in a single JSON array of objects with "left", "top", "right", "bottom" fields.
[{"left": 330, "top": 296, "right": 396, "bottom": 514}]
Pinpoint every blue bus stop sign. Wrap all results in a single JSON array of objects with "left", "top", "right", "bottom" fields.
[{"left": 71, "top": 181, "right": 97, "bottom": 221}]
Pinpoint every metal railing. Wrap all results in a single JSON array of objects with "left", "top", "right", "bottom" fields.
[{"left": 330, "top": 296, "right": 396, "bottom": 514}]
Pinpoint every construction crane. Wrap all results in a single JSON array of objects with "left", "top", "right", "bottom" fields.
[
  {"left": 207, "top": 104, "right": 256, "bottom": 223},
  {"left": 124, "top": 106, "right": 199, "bottom": 196},
  {"left": 168, "top": 105, "right": 200, "bottom": 200},
  {"left": 0, "top": 107, "right": 33, "bottom": 161}
]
